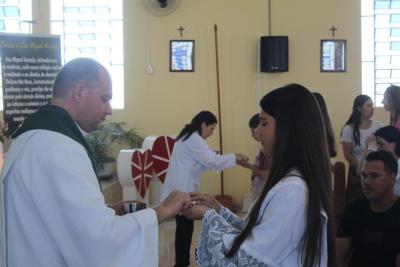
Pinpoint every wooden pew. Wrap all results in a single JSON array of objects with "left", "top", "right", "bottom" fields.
[{"left": 332, "top": 160, "right": 346, "bottom": 220}]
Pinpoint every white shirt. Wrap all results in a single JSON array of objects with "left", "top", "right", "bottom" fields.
[
  {"left": 160, "top": 132, "right": 236, "bottom": 201},
  {"left": 341, "top": 120, "right": 384, "bottom": 161},
  {"left": 1, "top": 130, "right": 158, "bottom": 267},
  {"left": 196, "top": 170, "right": 328, "bottom": 266}
]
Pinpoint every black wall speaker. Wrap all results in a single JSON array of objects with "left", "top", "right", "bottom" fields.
[{"left": 260, "top": 36, "right": 288, "bottom": 72}]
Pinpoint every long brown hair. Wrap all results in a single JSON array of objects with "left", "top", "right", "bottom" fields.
[
  {"left": 342, "top": 94, "right": 371, "bottom": 146},
  {"left": 314, "top": 92, "right": 337, "bottom": 158},
  {"left": 385, "top": 85, "right": 400, "bottom": 125},
  {"left": 226, "top": 84, "right": 335, "bottom": 267}
]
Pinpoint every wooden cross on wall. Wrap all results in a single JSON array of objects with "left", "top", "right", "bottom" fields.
[
  {"left": 177, "top": 26, "right": 185, "bottom": 37},
  {"left": 330, "top": 26, "right": 338, "bottom": 38}
]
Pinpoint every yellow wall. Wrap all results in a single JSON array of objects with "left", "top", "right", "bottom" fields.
[{"left": 33, "top": 0, "right": 390, "bottom": 207}]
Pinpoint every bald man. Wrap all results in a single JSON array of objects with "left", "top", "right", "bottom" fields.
[{"left": 0, "top": 58, "right": 190, "bottom": 267}]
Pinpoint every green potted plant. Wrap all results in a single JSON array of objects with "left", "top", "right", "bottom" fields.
[{"left": 86, "top": 122, "right": 144, "bottom": 179}]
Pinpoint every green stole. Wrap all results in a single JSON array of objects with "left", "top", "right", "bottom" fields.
[{"left": 12, "top": 104, "right": 101, "bottom": 187}]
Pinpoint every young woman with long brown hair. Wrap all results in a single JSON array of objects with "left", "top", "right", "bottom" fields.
[{"left": 184, "top": 84, "right": 335, "bottom": 266}]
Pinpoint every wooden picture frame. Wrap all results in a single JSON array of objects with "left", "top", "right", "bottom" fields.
[
  {"left": 320, "top": 39, "right": 347, "bottom": 72},
  {"left": 170, "top": 40, "right": 195, "bottom": 72}
]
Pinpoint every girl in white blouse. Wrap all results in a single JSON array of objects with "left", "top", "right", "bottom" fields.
[
  {"left": 184, "top": 84, "right": 335, "bottom": 267},
  {"left": 341, "top": 95, "right": 383, "bottom": 203}
]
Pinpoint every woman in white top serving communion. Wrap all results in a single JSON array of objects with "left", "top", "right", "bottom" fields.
[{"left": 161, "top": 110, "right": 247, "bottom": 267}]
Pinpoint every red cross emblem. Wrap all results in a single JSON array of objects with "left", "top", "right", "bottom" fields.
[
  {"left": 152, "top": 136, "right": 175, "bottom": 183},
  {"left": 131, "top": 149, "right": 154, "bottom": 198}
]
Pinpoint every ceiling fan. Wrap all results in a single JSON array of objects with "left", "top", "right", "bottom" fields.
[{"left": 142, "top": 0, "right": 181, "bottom": 17}]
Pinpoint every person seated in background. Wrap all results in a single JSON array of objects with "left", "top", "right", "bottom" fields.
[
  {"left": 336, "top": 150, "right": 400, "bottom": 267},
  {"left": 357, "top": 126, "right": 400, "bottom": 196},
  {"left": 237, "top": 114, "right": 270, "bottom": 202}
]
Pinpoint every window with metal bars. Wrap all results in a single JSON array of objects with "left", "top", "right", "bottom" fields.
[
  {"left": 0, "top": 0, "right": 32, "bottom": 111},
  {"left": 362, "top": 0, "right": 400, "bottom": 106},
  {"left": 50, "top": 0, "right": 124, "bottom": 109},
  {"left": 0, "top": 0, "right": 125, "bottom": 110}
]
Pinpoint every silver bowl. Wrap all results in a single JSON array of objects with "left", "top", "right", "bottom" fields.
[{"left": 123, "top": 202, "right": 147, "bottom": 213}]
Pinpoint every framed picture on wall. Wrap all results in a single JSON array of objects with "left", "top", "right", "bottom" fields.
[
  {"left": 320, "top": 39, "right": 347, "bottom": 72},
  {"left": 170, "top": 40, "right": 195, "bottom": 72}
]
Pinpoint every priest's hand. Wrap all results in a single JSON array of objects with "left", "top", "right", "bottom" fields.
[
  {"left": 181, "top": 204, "right": 210, "bottom": 220},
  {"left": 107, "top": 201, "right": 127, "bottom": 216},
  {"left": 107, "top": 200, "right": 145, "bottom": 216},
  {"left": 154, "top": 191, "right": 191, "bottom": 223},
  {"left": 190, "top": 192, "right": 222, "bottom": 213}
]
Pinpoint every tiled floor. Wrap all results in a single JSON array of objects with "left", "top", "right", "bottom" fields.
[{"left": 158, "top": 218, "right": 202, "bottom": 267}]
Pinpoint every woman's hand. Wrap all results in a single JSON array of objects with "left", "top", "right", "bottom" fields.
[
  {"left": 190, "top": 192, "right": 222, "bottom": 212},
  {"left": 366, "top": 134, "right": 378, "bottom": 151},
  {"left": 237, "top": 157, "right": 253, "bottom": 169},
  {"left": 235, "top": 153, "right": 249, "bottom": 163}
]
